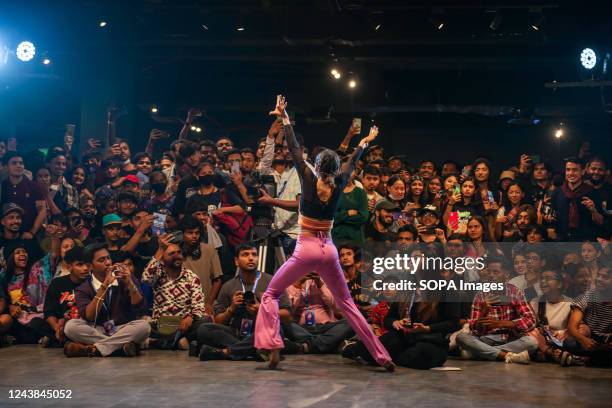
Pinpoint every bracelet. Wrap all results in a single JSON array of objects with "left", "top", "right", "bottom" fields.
[{"left": 94, "top": 296, "right": 104, "bottom": 301}]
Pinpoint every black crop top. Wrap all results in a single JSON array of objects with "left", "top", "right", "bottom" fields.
[{"left": 284, "top": 124, "right": 364, "bottom": 221}]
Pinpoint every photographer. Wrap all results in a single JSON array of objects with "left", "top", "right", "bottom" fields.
[
  {"left": 63, "top": 243, "right": 149, "bottom": 357},
  {"left": 193, "top": 244, "right": 297, "bottom": 361},
  {"left": 255, "top": 118, "right": 301, "bottom": 255}
]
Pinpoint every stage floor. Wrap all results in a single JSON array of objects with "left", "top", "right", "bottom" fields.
[{"left": 0, "top": 346, "right": 610, "bottom": 407}]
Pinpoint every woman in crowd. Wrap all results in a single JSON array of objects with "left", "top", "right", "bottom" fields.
[
  {"left": 0, "top": 246, "right": 55, "bottom": 345},
  {"left": 527, "top": 269, "right": 578, "bottom": 365},
  {"left": 465, "top": 216, "right": 492, "bottom": 258},
  {"left": 332, "top": 158, "right": 369, "bottom": 247},
  {"left": 581, "top": 241, "right": 602, "bottom": 289},
  {"left": 495, "top": 182, "right": 526, "bottom": 241},
  {"left": 255, "top": 95, "right": 393, "bottom": 371},
  {"left": 443, "top": 176, "right": 484, "bottom": 234},
  {"left": 68, "top": 165, "right": 93, "bottom": 199},
  {"left": 405, "top": 175, "right": 427, "bottom": 212},
  {"left": 426, "top": 175, "right": 443, "bottom": 207},
  {"left": 385, "top": 174, "right": 407, "bottom": 210}
]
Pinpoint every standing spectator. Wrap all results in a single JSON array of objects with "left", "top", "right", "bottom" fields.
[
  {"left": 581, "top": 241, "right": 603, "bottom": 289},
  {"left": 550, "top": 158, "right": 604, "bottom": 241},
  {"left": 361, "top": 165, "right": 384, "bottom": 212},
  {"left": 180, "top": 217, "right": 223, "bottom": 312},
  {"left": 1, "top": 152, "right": 47, "bottom": 237},
  {"left": 332, "top": 162, "right": 369, "bottom": 247},
  {"left": 47, "top": 151, "right": 78, "bottom": 211}
]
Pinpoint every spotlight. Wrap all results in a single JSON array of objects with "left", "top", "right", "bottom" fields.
[
  {"left": 16, "top": 41, "right": 36, "bottom": 62},
  {"left": 42, "top": 58, "right": 51, "bottom": 65},
  {"left": 236, "top": 26, "right": 245, "bottom": 31},
  {"left": 195, "top": 127, "right": 202, "bottom": 133},
  {"left": 190, "top": 125, "right": 197, "bottom": 131},
  {"left": 348, "top": 79, "right": 357, "bottom": 89},
  {"left": 151, "top": 106, "right": 158, "bottom": 114},
  {"left": 555, "top": 123, "right": 564, "bottom": 139},
  {"left": 331, "top": 68, "right": 339, "bottom": 76},
  {"left": 201, "top": 24, "right": 209, "bottom": 30},
  {"left": 580, "top": 48, "right": 597, "bottom": 70},
  {"left": 374, "top": 24, "right": 382, "bottom": 31},
  {"left": 530, "top": 14, "right": 544, "bottom": 31},
  {"left": 489, "top": 11, "right": 503, "bottom": 31},
  {"left": 99, "top": 21, "right": 107, "bottom": 28},
  {"left": 333, "top": 72, "right": 341, "bottom": 79}
]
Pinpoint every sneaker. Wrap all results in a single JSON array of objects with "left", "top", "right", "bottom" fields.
[
  {"left": 177, "top": 337, "right": 190, "bottom": 350},
  {"left": 199, "top": 345, "right": 227, "bottom": 361},
  {"left": 64, "top": 341, "right": 96, "bottom": 358},
  {"left": 505, "top": 350, "right": 530, "bottom": 364},
  {"left": 0, "top": 334, "right": 16, "bottom": 348},
  {"left": 39, "top": 336, "right": 51, "bottom": 348},
  {"left": 560, "top": 351, "right": 586, "bottom": 367},
  {"left": 383, "top": 361, "right": 396, "bottom": 372},
  {"left": 123, "top": 342, "right": 141, "bottom": 357}
]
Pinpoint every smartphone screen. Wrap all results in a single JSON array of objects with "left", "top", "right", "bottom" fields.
[
  {"left": 352, "top": 118, "right": 362, "bottom": 130},
  {"left": 65, "top": 124, "right": 76, "bottom": 137},
  {"left": 231, "top": 161, "right": 241, "bottom": 174},
  {"left": 152, "top": 212, "right": 166, "bottom": 236}
]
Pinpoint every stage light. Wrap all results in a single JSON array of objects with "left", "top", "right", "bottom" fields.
[
  {"left": 16, "top": 41, "right": 35, "bottom": 62},
  {"left": 330, "top": 68, "right": 339, "bottom": 76},
  {"left": 99, "top": 21, "right": 107, "bottom": 28},
  {"left": 430, "top": 11, "right": 445, "bottom": 31},
  {"left": 333, "top": 72, "right": 341, "bottom": 79},
  {"left": 236, "top": 26, "right": 245, "bottom": 31},
  {"left": 151, "top": 106, "right": 158, "bottom": 114},
  {"left": 489, "top": 11, "right": 503, "bottom": 31},
  {"left": 374, "top": 24, "right": 381, "bottom": 31},
  {"left": 348, "top": 79, "right": 357, "bottom": 89},
  {"left": 201, "top": 24, "right": 209, "bottom": 30},
  {"left": 195, "top": 127, "right": 202, "bottom": 133},
  {"left": 42, "top": 58, "right": 51, "bottom": 65},
  {"left": 190, "top": 125, "right": 197, "bottom": 131},
  {"left": 580, "top": 48, "right": 597, "bottom": 70},
  {"left": 555, "top": 123, "right": 564, "bottom": 139}
]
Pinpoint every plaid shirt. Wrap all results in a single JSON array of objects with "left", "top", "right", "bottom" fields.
[
  {"left": 51, "top": 178, "right": 79, "bottom": 210},
  {"left": 468, "top": 283, "right": 536, "bottom": 341},
  {"left": 142, "top": 258, "right": 207, "bottom": 319}
]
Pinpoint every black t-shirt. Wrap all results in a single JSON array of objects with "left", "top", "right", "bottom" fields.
[{"left": 43, "top": 275, "right": 82, "bottom": 320}]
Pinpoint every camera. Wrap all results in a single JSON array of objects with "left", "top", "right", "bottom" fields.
[
  {"left": 243, "top": 291, "right": 256, "bottom": 305},
  {"left": 250, "top": 171, "right": 276, "bottom": 200}
]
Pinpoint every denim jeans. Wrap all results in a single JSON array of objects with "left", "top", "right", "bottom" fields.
[
  {"left": 456, "top": 332, "right": 538, "bottom": 361},
  {"left": 289, "top": 320, "right": 354, "bottom": 354}
]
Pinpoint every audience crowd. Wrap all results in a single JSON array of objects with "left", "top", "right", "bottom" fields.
[{"left": 0, "top": 104, "right": 610, "bottom": 370}]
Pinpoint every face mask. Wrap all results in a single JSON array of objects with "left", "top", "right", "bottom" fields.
[
  {"left": 389, "top": 193, "right": 404, "bottom": 202},
  {"left": 151, "top": 183, "right": 167, "bottom": 194},
  {"left": 198, "top": 174, "right": 214, "bottom": 186}
]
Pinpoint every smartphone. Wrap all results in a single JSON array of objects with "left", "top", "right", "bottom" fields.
[
  {"left": 152, "top": 212, "right": 166, "bottom": 236},
  {"left": 529, "top": 155, "right": 540, "bottom": 164},
  {"left": 231, "top": 161, "right": 241, "bottom": 175},
  {"left": 461, "top": 166, "right": 471, "bottom": 178},
  {"left": 65, "top": 124, "right": 76, "bottom": 137},
  {"left": 352, "top": 118, "right": 362, "bottom": 130},
  {"left": 392, "top": 211, "right": 401, "bottom": 222},
  {"left": 453, "top": 184, "right": 461, "bottom": 195},
  {"left": 486, "top": 190, "right": 495, "bottom": 204}
]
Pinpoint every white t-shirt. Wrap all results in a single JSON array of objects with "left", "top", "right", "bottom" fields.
[{"left": 530, "top": 296, "right": 572, "bottom": 331}]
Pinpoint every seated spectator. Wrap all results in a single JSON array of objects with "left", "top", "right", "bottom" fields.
[
  {"left": 286, "top": 273, "right": 353, "bottom": 354},
  {"left": 527, "top": 269, "right": 575, "bottom": 364},
  {"left": 581, "top": 241, "right": 603, "bottom": 289},
  {"left": 180, "top": 217, "right": 223, "bottom": 313},
  {"left": 344, "top": 265, "right": 462, "bottom": 370},
  {"left": 0, "top": 245, "right": 54, "bottom": 345},
  {"left": 0, "top": 285, "right": 13, "bottom": 346},
  {"left": 194, "top": 244, "right": 297, "bottom": 361},
  {"left": 456, "top": 257, "right": 538, "bottom": 364},
  {"left": 63, "top": 243, "right": 149, "bottom": 357},
  {"left": 43, "top": 246, "right": 90, "bottom": 347},
  {"left": 564, "top": 265, "right": 612, "bottom": 367},
  {"left": 142, "top": 235, "right": 211, "bottom": 349},
  {"left": 568, "top": 263, "right": 592, "bottom": 298}
]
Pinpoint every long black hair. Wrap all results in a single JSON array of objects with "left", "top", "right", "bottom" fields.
[{"left": 2, "top": 245, "right": 34, "bottom": 293}]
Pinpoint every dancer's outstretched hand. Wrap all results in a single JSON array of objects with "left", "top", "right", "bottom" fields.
[{"left": 269, "top": 94, "right": 288, "bottom": 118}]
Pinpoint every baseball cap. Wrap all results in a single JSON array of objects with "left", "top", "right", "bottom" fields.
[
  {"left": 122, "top": 174, "right": 139, "bottom": 185},
  {"left": 102, "top": 213, "right": 122, "bottom": 227},
  {"left": 374, "top": 200, "right": 399, "bottom": 211},
  {"left": 2, "top": 203, "right": 24, "bottom": 217},
  {"left": 419, "top": 204, "right": 440, "bottom": 217},
  {"left": 498, "top": 170, "right": 515, "bottom": 181}
]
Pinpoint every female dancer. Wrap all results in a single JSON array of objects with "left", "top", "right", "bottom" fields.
[{"left": 254, "top": 95, "right": 394, "bottom": 371}]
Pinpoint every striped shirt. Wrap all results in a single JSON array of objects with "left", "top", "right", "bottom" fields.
[{"left": 572, "top": 289, "right": 612, "bottom": 340}]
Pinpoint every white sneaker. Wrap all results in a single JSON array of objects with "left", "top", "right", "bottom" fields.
[{"left": 505, "top": 350, "right": 530, "bottom": 364}]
